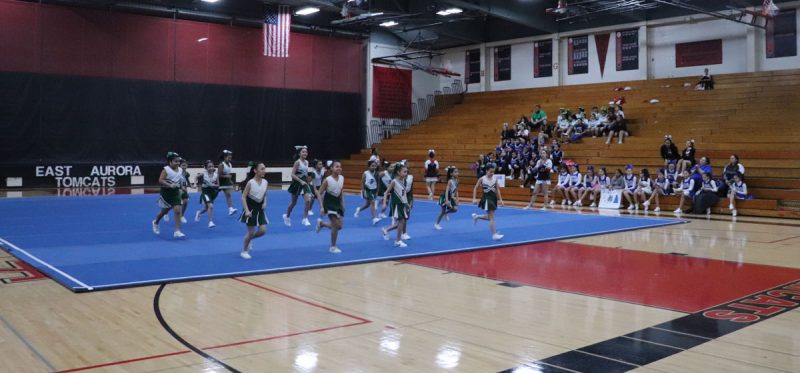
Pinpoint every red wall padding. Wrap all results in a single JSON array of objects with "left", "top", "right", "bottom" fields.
[{"left": 0, "top": 0, "right": 363, "bottom": 93}]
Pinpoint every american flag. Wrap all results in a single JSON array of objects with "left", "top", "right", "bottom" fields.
[{"left": 263, "top": 5, "right": 291, "bottom": 57}]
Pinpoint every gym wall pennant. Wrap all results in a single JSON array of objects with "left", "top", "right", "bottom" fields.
[{"left": 595, "top": 33, "right": 610, "bottom": 78}]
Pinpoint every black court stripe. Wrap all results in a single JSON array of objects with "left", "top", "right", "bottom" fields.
[
  {"left": 500, "top": 279, "right": 800, "bottom": 372},
  {"left": 154, "top": 284, "right": 241, "bottom": 373}
]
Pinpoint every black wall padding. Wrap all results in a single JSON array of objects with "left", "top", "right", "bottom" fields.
[{"left": 0, "top": 72, "right": 364, "bottom": 165}]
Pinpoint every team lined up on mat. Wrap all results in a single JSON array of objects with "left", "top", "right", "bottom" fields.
[{"left": 151, "top": 148, "right": 504, "bottom": 259}]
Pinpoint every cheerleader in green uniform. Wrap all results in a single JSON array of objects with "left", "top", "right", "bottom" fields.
[
  {"left": 472, "top": 164, "right": 505, "bottom": 241},
  {"left": 152, "top": 152, "right": 186, "bottom": 239},
  {"left": 434, "top": 166, "right": 459, "bottom": 230},
  {"left": 402, "top": 161, "right": 414, "bottom": 240},
  {"left": 239, "top": 162, "right": 268, "bottom": 259},
  {"left": 354, "top": 160, "right": 381, "bottom": 225},
  {"left": 284, "top": 146, "right": 314, "bottom": 227},
  {"left": 315, "top": 160, "right": 345, "bottom": 253},
  {"left": 218, "top": 150, "right": 238, "bottom": 216},
  {"left": 307, "top": 159, "right": 326, "bottom": 216},
  {"left": 376, "top": 161, "right": 394, "bottom": 219},
  {"left": 194, "top": 160, "right": 219, "bottom": 228},
  {"left": 381, "top": 162, "right": 410, "bottom": 248},
  {"left": 179, "top": 158, "right": 190, "bottom": 224}
]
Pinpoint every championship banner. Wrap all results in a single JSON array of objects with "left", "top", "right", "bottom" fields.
[
  {"left": 534, "top": 39, "right": 553, "bottom": 78},
  {"left": 494, "top": 45, "right": 511, "bottom": 81},
  {"left": 767, "top": 9, "right": 797, "bottom": 58},
  {"left": 568, "top": 35, "right": 589, "bottom": 75},
  {"left": 372, "top": 65, "right": 412, "bottom": 119},
  {"left": 616, "top": 29, "right": 639, "bottom": 71},
  {"left": 465, "top": 48, "right": 481, "bottom": 84},
  {"left": 675, "top": 39, "right": 722, "bottom": 68},
  {"left": 595, "top": 33, "right": 610, "bottom": 77}
]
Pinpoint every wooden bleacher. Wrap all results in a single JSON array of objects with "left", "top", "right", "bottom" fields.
[{"left": 343, "top": 69, "right": 800, "bottom": 218}]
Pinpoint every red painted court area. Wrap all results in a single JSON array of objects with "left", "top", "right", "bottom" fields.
[{"left": 403, "top": 242, "right": 800, "bottom": 313}]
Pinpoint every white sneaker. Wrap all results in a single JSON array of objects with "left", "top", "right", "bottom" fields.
[
  {"left": 152, "top": 220, "right": 160, "bottom": 235},
  {"left": 316, "top": 219, "right": 323, "bottom": 233},
  {"left": 445, "top": 213, "right": 450, "bottom": 221},
  {"left": 643, "top": 201, "right": 650, "bottom": 207},
  {"left": 575, "top": 202, "right": 582, "bottom": 207},
  {"left": 634, "top": 204, "right": 639, "bottom": 210},
  {"left": 240, "top": 250, "right": 251, "bottom": 259},
  {"left": 163, "top": 214, "right": 170, "bottom": 222},
  {"left": 643, "top": 204, "right": 649, "bottom": 211},
  {"left": 194, "top": 210, "right": 201, "bottom": 222},
  {"left": 674, "top": 208, "right": 682, "bottom": 213},
  {"left": 732, "top": 209, "right": 738, "bottom": 217},
  {"left": 228, "top": 207, "right": 237, "bottom": 216},
  {"left": 627, "top": 205, "right": 635, "bottom": 210},
  {"left": 472, "top": 213, "right": 479, "bottom": 225},
  {"left": 329, "top": 246, "right": 341, "bottom": 254},
  {"left": 561, "top": 200, "right": 567, "bottom": 206},
  {"left": 379, "top": 213, "right": 387, "bottom": 219},
  {"left": 282, "top": 214, "right": 291, "bottom": 227},
  {"left": 382, "top": 228, "right": 389, "bottom": 240},
  {"left": 618, "top": 140, "right": 623, "bottom": 144},
  {"left": 308, "top": 210, "right": 314, "bottom": 216},
  {"left": 706, "top": 208, "right": 711, "bottom": 215},
  {"left": 401, "top": 233, "right": 411, "bottom": 240},
  {"left": 394, "top": 240, "right": 407, "bottom": 248},
  {"left": 180, "top": 217, "right": 188, "bottom": 224},
  {"left": 173, "top": 231, "right": 185, "bottom": 239},
  {"left": 208, "top": 221, "right": 216, "bottom": 228},
  {"left": 523, "top": 204, "right": 531, "bottom": 210},
  {"left": 354, "top": 207, "right": 361, "bottom": 218},
  {"left": 590, "top": 202, "right": 597, "bottom": 207},
  {"left": 302, "top": 218, "right": 311, "bottom": 226},
  {"left": 654, "top": 207, "right": 661, "bottom": 212},
  {"left": 372, "top": 217, "right": 381, "bottom": 225},
  {"left": 540, "top": 206, "right": 547, "bottom": 211},
  {"left": 492, "top": 233, "right": 504, "bottom": 241},
  {"left": 434, "top": 224, "right": 443, "bottom": 230},
  {"left": 549, "top": 200, "right": 556, "bottom": 206},
  {"left": 729, "top": 203, "right": 734, "bottom": 209}
]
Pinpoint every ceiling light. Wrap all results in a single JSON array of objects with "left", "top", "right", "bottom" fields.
[
  {"left": 380, "top": 21, "right": 398, "bottom": 27},
  {"left": 201, "top": 0, "right": 219, "bottom": 3},
  {"left": 437, "top": 8, "right": 462, "bottom": 16},
  {"left": 296, "top": 7, "right": 320, "bottom": 16},
  {"left": 197, "top": 37, "right": 208, "bottom": 42}
]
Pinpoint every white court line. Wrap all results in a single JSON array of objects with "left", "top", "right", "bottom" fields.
[
  {"left": 0, "top": 237, "right": 93, "bottom": 291},
  {"left": 85, "top": 219, "right": 684, "bottom": 290}
]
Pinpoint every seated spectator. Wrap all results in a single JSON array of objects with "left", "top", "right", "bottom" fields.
[
  {"left": 660, "top": 136, "right": 680, "bottom": 167},
  {"left": 516, "top": 115, "right": 528, "bottom": 128},
  {"left": 665, "top": 161, "right": 679, "bottom": 190},
  {"left": 728, "top": 173, "right": 750, "bottom": 217},
  {"left": 677, "top": 139, "right": 696, "bottom": 174},
  {"left": 556, "top": 109, "right": 572, "bottom": 141},
  {"left": 696, "top": 68, "right": 714, "bottom": 90},
  {"left": 693, "top": 171, "right": 719, "bottom": 215},
  {"left": 550, "top": 142, "right": 564, "bottom": 167},
  {"left": 719, "top": 154, "right": 745, "bottom": 197},
  {"left": 586, "top": 106, "right": 605, "bottom": 138},
  {"left": 501, "top": 123, "right": 515, "bottom": 141},
  {"left": 605, "top": 108, "right": 629, "bottom": 144},
  {"left": 531, "top": 105, "right": 548, "bottom": 131},
  {"left": 610, "top": 168, "right": 626, "bottom": 190},
  {"left": 645, "top": 168, "right": 671, "bottom": 212},
  {"left": 674, "top": 169, "right": 695, "bottom": 213},
  {"left": 689, "top": 156, "right": 712, "bottom": 188},
  {"left": 550, "top": 164, "right": 571, "bottom": 206},
  {"left": 473, "top": 154, "right": 487, "bottom": 178}
]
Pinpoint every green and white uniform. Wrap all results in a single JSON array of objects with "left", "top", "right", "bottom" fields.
[
  {"left": 239, "top": 178, "right": 268, "bottom": 226},
  {"left": 478, "top": 175, "right": 498, "bottom": 211},
  {"left": 378, "top": 170, "right": 392, "bottom": 197},
  {"left": 362, "top": 170, "right": 378, "bottom": 201},
  {"left": 158, "top": 166, "right": 183, "bottom": 209},
  {"left": 322, "top": 175, "right": 345, "bottom": 217},
  {"left": 439, "top": 179, "right": 459, "bottom": 208},
  {"left": 389, "top": 178, "right": 409, "bottom": 220},
  {"left": 405, "top": 174, "right": 414, "bottom": 219},
  {"left": 199, "top": 169, "right": 219, "bottom": 204},
  {"left": 288, "top": 159, "right": 313, "bottom": 196},
  {"left": 313, "top": 167, "right": 325, "bottom": 192},
  {"left": 219, "top": 161, "right": 234, "bottom": 190},
  {"left": 180, "top": 170, "right": 190, "bottom": 200}
]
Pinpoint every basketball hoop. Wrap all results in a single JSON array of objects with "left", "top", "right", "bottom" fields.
[{"left": 762, "top": 0, "right": 779, "bottom": 18}]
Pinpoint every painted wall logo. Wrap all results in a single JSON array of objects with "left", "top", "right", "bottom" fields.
[{"left": 35, "top": 165, "right": 142, "bottom": 188}]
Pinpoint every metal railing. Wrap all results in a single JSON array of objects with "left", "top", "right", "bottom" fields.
[{"left": 368, "top": 79, "right": 465, "bottom": 147}]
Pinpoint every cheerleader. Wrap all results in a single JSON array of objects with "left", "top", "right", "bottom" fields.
[
  {"left": 677, "top": 139, "right": 696, "bottom": 174},
  {"left": 591, "top": 167, "right": 610, "bottom": 207},
  {"left": 424, "top": 150, "right": 440, "bottom": 199},
  {"left": 526, "top": 150, "right": 553, "bottom": 210},
  {"left": 566, "top": 163, "right": 583, "bottom": 206},
  {"left": 622, "top": 165, "right": 638, "bottom": 210},
  {"left": 549, "top": 164, "right": 570, "bottom": 206},
  {"left": 382, "top": 162, "right": 410, "bottom": 248},
  {"left": 551, "top": 142, "right": 564, "bottom": 167},
  {"left": 194, "top": 160, "right": 220, "bottom": 228},
  {"left": 674, "top": 169, "right": 695, "bottom": 213},
  {"left": 152, "top": 152, "right": 186, "bottom": 239},
  {"left": 315, "top": 161, "right": 345, "bottom": 253},
  {"left": 645, "top": 169, "right": 669, "bottom": 212},
  {"left": 434, "top": 166, "right": 459, "bottom": 230},
  {"left": 634, "top": 169, "right": 654, "bottom": 211},
  {"left": 472, "top": 164, "right": 504, "bottom": 240},
  {"left": 218, "top": 150, "right": 238, "bottom": 216},
  {"left": 239, "top": 162, "right": 268, "bottom": 259},
  {"left": 307, "top": 159, "right": 326, "bottom": 215},
  {"left": 284, "top": 146, "right": 313, "bottom": 227},
  {"left": 577, "top": 166, "right": 598, "bottom": 207},
  {"left": 728, "top": 173, "right": 749, "bottom": 217},
  {"left": 665, "top": 161, "right": 679, "bottom": 189},
  {"left": 179, "top": 159, "right": 190, "bottom": 224},
  {"left": 354, "top": 160, "right": 381, "bottom": 225},
  {"left": 696, "top": 172, "right": 719, "bottom": 216},
  {"left": 377, "top": 161, "right": 394, "bottom": 219},
  {"left": 403, "top": 162, "right": 415, "bottom": 241}
]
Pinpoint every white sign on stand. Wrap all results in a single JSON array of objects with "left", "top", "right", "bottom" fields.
[
  {"left": 495, "top": 174, "right": 505, "bottom": 188},
  {"left": 599, "top": 189, "right": 622, "bottom": 209}
]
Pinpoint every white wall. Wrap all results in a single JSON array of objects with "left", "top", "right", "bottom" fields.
[{"left": 648, "top": 19, "right": 748, "bottom": 79}]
